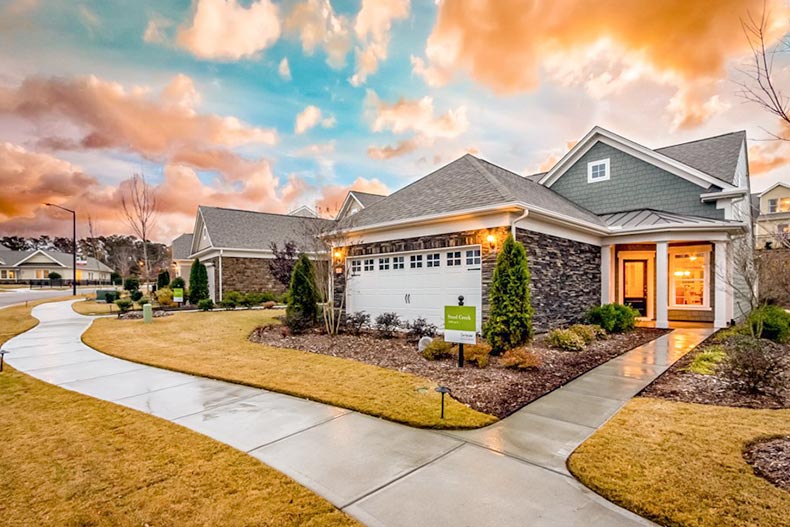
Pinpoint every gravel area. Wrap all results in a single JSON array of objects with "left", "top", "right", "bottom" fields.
[
  {"left": 250, "top": 326, "right": 667, "bottom": 418},
  {"left": 744, "top": 436, "right": 790, "bottom": 492}
]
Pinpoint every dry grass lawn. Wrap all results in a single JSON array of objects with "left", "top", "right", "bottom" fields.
[
  {"left": 83, "top": 310, "right": 497, "bottom": 429},
  {"left": 0, "top": 299, "right": 358, "bottom": 527},
  {"left": 568, "top": 397, "right": 790, "bottom": 527},
  {"left": 72, "top": 298, "right": 118, "bottom": 315},
  {"left": 0, "top": 295, "right": 83, "bottom": 344}
]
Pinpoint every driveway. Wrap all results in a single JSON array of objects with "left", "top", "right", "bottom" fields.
[{"left": 2, "top": 300, "right": 712, "bottom": 526}]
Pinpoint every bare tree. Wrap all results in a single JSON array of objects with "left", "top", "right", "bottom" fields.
[
  {"left": 87, "top": 215, "right": 99, "bottom": 260},
  {"left": 120, "top": 173, "right": 157, "bottom": 283},
  {"left": 737, "top": 4, "right": 790, "bottom": 136}
]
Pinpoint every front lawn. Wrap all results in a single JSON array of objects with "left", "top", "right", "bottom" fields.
[
  {"left": 83, "top": 310, "right": 496, "bottom": 429},
  {"left": 72, "top": 298, "right": 118, "bottom": 315}
]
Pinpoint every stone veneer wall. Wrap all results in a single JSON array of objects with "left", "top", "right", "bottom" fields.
[
  {"left": 515, "top": 228, "right": 602, "bottom": 330},
  {"left": 203, "top": 256, "right": 286, "bottom": 300}
]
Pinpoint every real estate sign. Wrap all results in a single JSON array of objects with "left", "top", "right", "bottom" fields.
[
  {"left": 173, "top": 288, "right": 184, "bottom": 303},
  {"left": 444, "top": 305, "right": 476, "bottom": 345}
]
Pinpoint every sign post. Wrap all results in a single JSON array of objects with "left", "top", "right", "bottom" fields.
[{"left": 444, "top": 296, "right": 476, "bottom": 368}]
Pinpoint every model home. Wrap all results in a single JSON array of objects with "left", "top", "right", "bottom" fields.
[
  {"left": 0, "top": 248, "right": 113, "bottom": 284},
  {"left": 184, "top": 127, "right": 753, "bottom": 330}
]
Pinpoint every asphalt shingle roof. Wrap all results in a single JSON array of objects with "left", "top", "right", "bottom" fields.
[
  {"left": 337, "top": 155, "right": 605, "bottom": 230},
  {"left": 655, "top": 131, "right": 745, "bottom": 186},
  {"left": 349, "top": 191, "right": 386, "bottom": 208},
  {"left": 199, "top": 206, "right": 334, "bottom": 251},
  {"left": 171, "top": 233, "right": 194, "bottom": 260},
  {"left": 0, "top": 249, "right": 112, "bottom": 272}
]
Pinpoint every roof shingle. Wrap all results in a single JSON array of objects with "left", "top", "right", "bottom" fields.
[{"left": 655, "top": 131, "right": 745, "bottom": 186}]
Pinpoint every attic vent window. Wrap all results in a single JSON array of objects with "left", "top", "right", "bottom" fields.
[{"left": 587, "top": 158, "right": 610, "bottom": 183}]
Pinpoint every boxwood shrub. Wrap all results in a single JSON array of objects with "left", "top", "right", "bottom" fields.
[{"left": 586, "top": 303, "right": 638, "bottom": 333}]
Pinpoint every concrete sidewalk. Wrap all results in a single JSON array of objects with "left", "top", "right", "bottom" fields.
[{"left": 3, "top": 300, "right": 711, "bottom": 527}]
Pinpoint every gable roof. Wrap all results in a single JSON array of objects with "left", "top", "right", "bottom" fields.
[
  {"left": 196, "top": 206, "right": 334, "bottom": 252},
  {"left": 0, "top": 249, "right": 112, "bottom": 272},
  {"left": 171, "top": 233, "right": 194, "bottom": 260},
  {"left": 655, "top": 131, "right": 746, "bottom": 186},
  {"left": 350, "top": 191, "right": 386, "bottom": 207},
  {"left": 335, "top": 154, "right": 606, "bottom": 231},
  {"left": 758, "top": 181, "right": 790, "bottom": 196},
  {"left": 600, "top": 209, "right": 742, "bottom": 231}
]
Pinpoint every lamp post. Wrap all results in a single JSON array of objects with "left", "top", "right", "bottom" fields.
[{"left": 44, "top": 203, "right": 76, "bottom": 296}]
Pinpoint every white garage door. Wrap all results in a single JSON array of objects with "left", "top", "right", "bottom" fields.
[{"left": 346, "top": 246, "right": 482, "bottom": 331}]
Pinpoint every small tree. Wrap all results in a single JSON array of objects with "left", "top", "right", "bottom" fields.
[
  {"left": 188, "top": 258, "right": 209, "bottom": 304},
  {"left": 483, "top": 234, "right": 534, "bottom": 354},
  {"left": 157, "top": 270, "right": 170, "bottom": 289},
  {"left": 170, "top": 276, "right": 186, "bottom": 290},
  {"left": 124, "top": 277, "right": 140, "bottom": 292},
  {"left": 48, "top": 271, "right": 62, "bottom": 280},
  {"left": 286, "top": 254, "right": 319, "bottom": 328}
]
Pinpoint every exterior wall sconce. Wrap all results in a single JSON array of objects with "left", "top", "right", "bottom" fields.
[{"left": 486, "top": 234, "right": 497, "bottom": 250}]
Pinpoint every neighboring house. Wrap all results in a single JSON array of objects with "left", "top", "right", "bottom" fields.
[
  {"left": 752, "top": 181, "right": 790, "bottom": 249},
  {"left": 170, "top": 233, "right": 194, "bottom": 285},
  {"left": 0, "top": 249, "right": 113, "bottom": 284},
  {"left": 329, "top": 127, "right": 752, "bottom": 331},
  {"left": 187, "top": 206, "right": 334, "bottom": 301}
]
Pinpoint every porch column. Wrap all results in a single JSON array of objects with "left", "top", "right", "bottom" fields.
[
  {"left": 714, "top": 240, "right": 729, "bottom": 328},
  {"left": 600, "top": 244, "right": 614, "bottom": 304},
  {"left": 655, "top": 241, "right": 669, "bottom": 329}
]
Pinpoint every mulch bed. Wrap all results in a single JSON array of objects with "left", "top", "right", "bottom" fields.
[
  {"left": 250, "top": 326, "right": 668, "bottom": 418},
  {"left": 744, "top": 436, "right": 790, "bottom": 492},
  {"left": 641, "top": 335, "right": 790, "bottom": 409},
  {"left": 118, "top": 310, "right": 173, "bottom": 320}
]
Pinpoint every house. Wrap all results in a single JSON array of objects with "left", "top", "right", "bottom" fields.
[
  {"left": 752, "top": 181, "right": 790, "bottom": 249},
  {"left": 170, "top": 233, "right": 194, "bottom": 285},
  {"left": 185, "top": 206, "right": 335, "bottom": 301},
  {"left": 0, "top": 248, "right": 113, "bottom": 284},
  {"left": 329, "top": 128, "right": 752, "bottom": 331}
]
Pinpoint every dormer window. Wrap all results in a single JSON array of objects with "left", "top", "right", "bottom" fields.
[{"left": 587, "top": 158, "right": 610, "bottom": 183}]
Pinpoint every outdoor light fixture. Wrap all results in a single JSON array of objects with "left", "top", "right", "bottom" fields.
[
  {"left": 435, "top": 386, "right": 450, "bottom": 419},
  {"left": 333, "top": 249, "right": 342, "bottom": 260},
  {"left": 486, "top": 234, "right": 497, "bottom": 249},
  {"left": 44, "top": 202, "right": 77, "bottom": 296}
]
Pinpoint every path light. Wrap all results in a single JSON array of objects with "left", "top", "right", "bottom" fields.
[
  {"left": 0, "top": 350, "right": 6, "bottom": 372},
  {"left": 435, "top": 386, "right": 450, "bottom": 419}
]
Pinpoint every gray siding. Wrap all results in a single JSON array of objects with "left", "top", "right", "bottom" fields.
[{"left": 550, "top": 142, "right": 724, "bottom": 219}]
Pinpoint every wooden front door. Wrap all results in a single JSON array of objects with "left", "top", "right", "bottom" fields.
[{"left": 623, "top": 259, "right": 648, "bottom": 316}]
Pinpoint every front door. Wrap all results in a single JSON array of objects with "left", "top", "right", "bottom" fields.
[{"left": 623, "top": 259, "right": 648, "bottom": 316}]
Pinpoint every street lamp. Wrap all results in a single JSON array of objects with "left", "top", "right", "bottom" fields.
[{"left": 44, "top": 203, "right": 77, "bottom": 296}]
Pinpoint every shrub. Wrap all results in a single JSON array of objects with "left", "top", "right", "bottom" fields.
[
  {"left": 240, "top": 292, "right": 262, "bottom": 309},
  {"left": 48, "top": 271, "right": 61, "bottom": 280},
  {"left": 130, "top": 290, "right": 143, "bottom": 302},
  {"left": 114, "top": 298, "right": 133, "bottom": 313},
  {"left": 103, "top": 291, "right": 118, "bottom": 303},
  {"left": 110, "top": 272, "right": 122, "bottom": 285},
  {"left": 568, "top": 324, "right": 606, "bottom": 344},
  {"left": 375, "top": 312, "right": 402, "bottom": 338},
  {"left": 124, "top": 277, "right": 140, "bottom": 292},
  {"left": 257, "top": 291, "right": 277, "bottom": 303},
  {"left": 748, "top": 305, "right": 790, "bottom": 343},
  {"left": 711, "top": 324, "right": 749, "bottom": 343},
  {"left": 500, "top": 347, "right": 542, "bottom": 370},
  {"left": 169, "top": 276, "right": 186, "bottom": 290},
  {"left": 197, "top": 298, "right": 214, "bottom": 311},
  {"left": 188, "top": 259, "right": 209, "bottom": 304},
  {"left": 345, "top": 311, "right": 370, "bottom": 336},
  {"left": 287, "top": 254, "right": 319, "bottom": 327},
  {"left": 155, "top": 287, "right": 174, "bottom": 307},
  {"left": 220, "top": 290, "right": 244, "bottom": 310},
  {"left": 721, "top": 335, "right": 787, "bottom": 394},
  {"left": 137, "top": 296, "right": 150, "bottom": 306},
  {"left": 262, "top": 301, "right": 276, "bottom": 309},
  {"left": 157, "top": 270, "right": 170, "bottom": 289},
  {"left": 483, "top": 234, "right": 533, "bottom": 354},
  {"left": 586, "top": 303, "right": 638, "bottom": 333},
  {"left": 406, "top": 317, "right": 438, "bottom": 341},
  {"left": 683, "top": 345, "right": 726, "bottom": 375},
  {"left": 422, "top": 339, "right": 454, "bottom": 360},
  {"left": 285, "top": 308, "right": 314, "bottom": 334},
  {"left": 463, "top": 343, "right": 492, "bottom": 368},
  {"left": 547, "top": 328, "right": 586, "bottom": 351}
]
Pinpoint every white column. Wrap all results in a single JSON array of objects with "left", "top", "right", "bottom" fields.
[
  {"left": 714, "top": 240, "right": 729, "bottom": 328},
  {"left": 655, "top": 241, "right": 669, "bottom": 329},
  {"left": 600, "top": 244, "right": 613, "bottom": 304}
]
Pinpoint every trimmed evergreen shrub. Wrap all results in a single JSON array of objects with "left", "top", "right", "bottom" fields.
[
  {"left": 114, "top": 298, "right": 133, "bottom": 313},
  {"left": 422, "top": 340, "right": 454, "bottom": 360},
  {"left": 345, "top": 311, "right": 370, "bottom": 335},
  {"left": 48, "top": 271, "right": 62, "bottom": 280},
  {"left": 568, "top": 324, "right": 606, "bottom": 344},
  {"left": 500, "top": 347, "right": 542, "bottom": 370},
  {"left": 157, "top": 270, "right": 170, "bottom": 289},
  {"left": 406, "top": 317, "right": 438, "bottom": 341},
  {"left": 169, "top": 276, "right": 186, "bottom": 290},
  {"left": 286, "top": 254, "right": 319, "bottom": 332},
  {"left": 220, "top": 291, "right": 243, "bottom": 310},
  {"left": 188, "top": 259, "right": 209, "bottom": 304},
  {"left": 130, "top": 290, "right": 143, "bottom": 302},
  {"left": 110, "top": 272, "right": 122, "bottom": 285},
  {"left": 240, "top": 292, "right": 262, "bottom": 309},
  {"left": 463, "top": 343, "right": 492, "bottom": 368},
  {"left": 103, "top": 291, "right": 118, "bottom": 303},
  {"left": 155, "top": 287, "right": 174, "bottom": 307},
  {"left": 483, "top": 234, "right": 533, "bottom": 354},
  {"left": 547, "top": 328, "right": 586, "bottom": 351},
  {"left": 137, "top": 296, "right": 150, "bottom": 306},
  {"left": 124, "top": 277, "right": 140, "bottom": 292},
  {"left": 748, "top": 305, "right": 790, "bottom": 344},
  {"left": 586, "top": 303, "right": 638, "bottom": 333},
  {"left": 375, "top": 312, "right": 402, "bottom": 338},
  {"left": 197, "top": 298, "right": 214, "bottom": 311}
]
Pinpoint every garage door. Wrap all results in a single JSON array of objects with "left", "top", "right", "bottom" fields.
[{"left": 346, "top": 246, "right": 482, "bottom": 332}]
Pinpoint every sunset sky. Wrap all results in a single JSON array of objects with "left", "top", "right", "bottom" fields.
[{"left": 1, "top": 0, "right": 789, "bottom": 243}]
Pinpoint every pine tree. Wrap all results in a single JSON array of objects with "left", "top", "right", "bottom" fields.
[
  {"left": 188, "top": 258, "right": 209, "bottom": 304},
  {"left": 483, "top": 234, "right": 534, "bottom": 353},
  {"left": 287, "top": 254, "right": 319, "bottom": 326}
]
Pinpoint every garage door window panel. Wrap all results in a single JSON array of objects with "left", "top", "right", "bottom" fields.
[
  {"left": 410, "top": 255, "right": 423, "bottom": 268},
  {"left": 466, "top": 249, "right": 481, "bottom": 266},
  {"left": 379, "top": 257, "right": 390, "bottom": 270},
  {"left": 393, "top": 256, "right": 404, "bottom": 269},
  {"left": 364, "top": 259, "right": 374, "bottom": 271},
  {"left": 447, "top": 251, "right": 461, "bottom": 266},
  {"left": 427, "top": 254, "right": 440, "bottom": 267}
]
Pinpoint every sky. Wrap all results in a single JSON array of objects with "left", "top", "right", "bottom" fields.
[{"left": 1, "top": 0, "right": 790, "bottom": 243}]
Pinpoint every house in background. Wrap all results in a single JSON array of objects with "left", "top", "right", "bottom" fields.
[
  {"left": 0, "top": 248, "right": 113, "bottom": 284},
  {"left": 752, "top": 181, "right": 790, "bottom": 249},
  {"left": 170, "top": 233, "right": 194, "bottom": 285}
]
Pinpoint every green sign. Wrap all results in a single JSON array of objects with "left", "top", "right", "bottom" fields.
[
  {"left": 173, "top": 288, "right": 184, "bottom": 303},
  {"left": 444, "top": 305, "right": 476, "bottom": 344}
]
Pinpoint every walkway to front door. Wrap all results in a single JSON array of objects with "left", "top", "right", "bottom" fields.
[{"left": 3, "top": 300, "right": 712, "bottom": 527}]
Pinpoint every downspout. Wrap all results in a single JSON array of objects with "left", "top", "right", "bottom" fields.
[
  {"left": 511, "top": 208, "right": 529, "bottom": 238},
  {"left": 218, "top": 249, "right": 223, "bottom": 302}
]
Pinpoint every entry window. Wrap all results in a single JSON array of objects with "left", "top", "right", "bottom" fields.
[
  {"left": 670, "top": 251, "right": 708, "bottom": 307},
  {"left": 35, "top": 270, "right": 49, "bottom": 279},
  {"left": 587, "top": 158, "right": 610, "bottom": 183},
  {"left": 446, "top": 251, "right": 461, "bottom": 266},
  {"left": 351, "top": 260, "right": 361, "bottom": 273},
  {"left": 410, "top": 255, "right": 423, "bottom": 268},
  {"left": 379, "top": 257, "right": 390, "bottom": 271},
  {"left": 466, "top": 249, "right": 481, "bottom": 265},
  {"left": 363, "top": 258, "right": 374, "bottom": 271},
  {"left": 393, "top": 256, "right": 404, "bottom": 269},
  {"left": 426, "top": 253, "right": 440, "bottom": 267},
  {"left": 0, "top": 270, "right": 6, "bottom": 279},
  {"left": 768, "top": 198, "right": 790, "bottom": 213}
]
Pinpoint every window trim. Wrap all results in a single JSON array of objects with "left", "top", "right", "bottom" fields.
[
  {"left": 446, "top": 251, "right": 462, "bottom": 266},
  {"left": 392, "top": 256, "right": 405, "bottom": 269},
  {"left": 351, "top": 260, "right": 361, "bottom": 273},
  {"left": 668, "top": 245, "right": 711, "bottom": 310},
  {"left": 410, "top": 254, "right": 423, "bottom": 268},
  {"left": 465, "top": 248, "right": 481, "bottom": 266},
  {"left": 378, "top": 257, "right": 390, "bottom": 271},
  {"left": 768, "top": 198, "right": 778, "bottom": 213},
  {"left": 363, "top": 258, "right": 375, "bottom": 272},
  {"left": 426, "top": 253, "right": 441, "bottom": 268},
  {"left": 587, "top": 158, "right": 610, "bottom": 183}
]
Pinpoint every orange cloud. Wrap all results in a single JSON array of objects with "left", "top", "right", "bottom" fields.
[
  {"left": 285, "top": 0, "right": 352, "bottom": 69},
  {"left": 350, "top": 0, "right": 410, "bottom": 86},
  {"left": 314, "top": 177, "right": 388, "bottom": 216},
  {"left": 367, "top": 138, "right": 420, "bottom": 160},
  {"left": 294, "top": 105, "right": 335, "bottom": 134},
  {"left": 177, "top": 0, "right": 281, "bottom": 61}
]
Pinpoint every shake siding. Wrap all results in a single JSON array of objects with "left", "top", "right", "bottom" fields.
[{"left": 550, "top": 142, "right": 724, "bottom": 219}]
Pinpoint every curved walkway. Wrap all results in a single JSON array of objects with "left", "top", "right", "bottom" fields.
[{"left": 3, "top": 300, "right": 712, "bottom": 527}]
